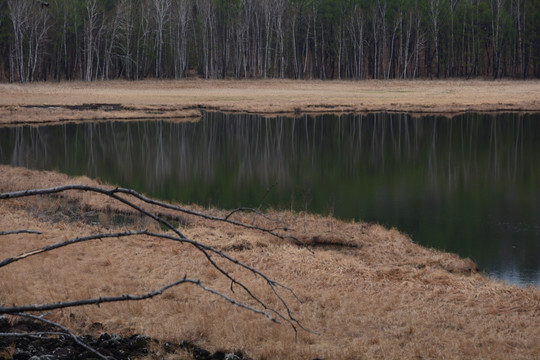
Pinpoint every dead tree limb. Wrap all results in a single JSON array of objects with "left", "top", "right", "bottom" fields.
[
  {"left": 0, "top": 231, "right": 146, "bottom": 268},
  {"left": 0, "top": 185, "right": 309, "bottom": 249},
  {"left": 0, "top": 276, "right": 277, "bottom": 323},
  {"left": 224, "top": 207, "right": 288, "bottom": 227},
  {"left": 0, "top": 185, "right": 311, "bottom": 334},
  {"left": 0, "top": 332, "right": 67, "bottom": 339},
  {"left": 12, "top": 313, "right": 112, "bottom": 360},
  {"left": 0, "top": 229, "right": 306, "bottom": 332},
  {"left": 0, "top": 230, "right": 42, "bottom": 236}
]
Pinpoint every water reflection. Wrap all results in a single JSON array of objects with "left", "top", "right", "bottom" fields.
[{"left": 1, "top": 112, "right": 539, "bottom": 286}]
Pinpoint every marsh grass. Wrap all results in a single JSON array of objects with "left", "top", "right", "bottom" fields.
[
  {"left": 1, "top": 80, "right": 539, "bottom": 125},
  {"left": 1, "top": 165, "right": 539, "bottom": 359}
]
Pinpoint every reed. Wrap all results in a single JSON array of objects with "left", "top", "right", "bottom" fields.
[{"left": 1, "top": 80, "right": 539, "bottom": 125}]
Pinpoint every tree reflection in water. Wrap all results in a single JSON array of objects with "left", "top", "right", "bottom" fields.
[{"left": 1, "top": 112, "right": 539, "bottom": 285}]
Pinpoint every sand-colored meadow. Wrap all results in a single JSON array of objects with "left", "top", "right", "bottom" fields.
[
  {"left": 1, "top": 165, "right": 539, "bottom": 359},
  {"left": 1, "top": 79, "right": 540, "bottom": 125}
]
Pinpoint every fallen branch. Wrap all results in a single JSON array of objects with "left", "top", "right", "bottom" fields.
[
  {"left": 0, "top": 231, "right": 147, "bottom": 268},
  {"left": 0, "top": 276, "right": 277, "bottom": 323},
  {"left": 0, "top": 184, "right": 311, "bottom": 338},
  {"left": 0, "top": 332, "right": 66, "bottom": 339},
  {"left": 0, "top": 230, "right": 42, "bottom": 236},
  {"left": 0, "top": 229, "right": 305, "bottom": 332},
  {"left": 0, "top": 185, "right": 309, "bottom": 249},
  {"left": 12, "top": 313, "right": 112, "bottom": 360}
]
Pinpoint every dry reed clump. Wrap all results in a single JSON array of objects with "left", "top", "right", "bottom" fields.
[{"left": 1, "top": 165, "right": 540, "bottom": 359}]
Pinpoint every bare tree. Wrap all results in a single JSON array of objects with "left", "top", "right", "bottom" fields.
[
  {"left": 198, "top": 0, "right": 218, "bottom": 78},
  {"left": 6, "top": 0, "right": 51, "bottom": 82},
  {"left": 349, "top": 4, "right": 365, "bottom": 79},
  {"left": 274, "top": 0, "right": 287, "bottom": 78},
  {"left": 84, "top": 0, "right": 99, "bottom": 82},
  {"left": 27, "top": 3, "right": 51, "bottom": 81},
  {"left": 449, "top": 0, "right": 460, "bottom": 76},
  {"left": 136, "top": 1, "right": 153, "bottom": 80},
  {"left": 1, "top": 0, "right": 539, "bottom": 80},
  {"left": 429, "top": 0, "right": 442, "bottom": 77},
  {"left": 387, "top": 13, "right": 402, "bottom": 79},
  {"left": 490, "top": 0, "right": 503, "bottom": 78},
  {"left": 261, "top": 0, "right": 275, "bottom": 78},
  {"left": 100, "top": 5, "right": 123, "bottom": 80},
  {"left": 8, "top": 0, "right": 30, "bottom": 82},
  {"left": 150, "top": 0, "right": 171, "bottom": 78},
  {"left": 171, "top": 0, "right": 192, "bottom": 78},
  {"left": 115, "top": 0, "right": 136, "bottom": 79}
]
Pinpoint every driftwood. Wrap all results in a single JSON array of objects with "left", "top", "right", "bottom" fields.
[{"left": 0, "top": 184, "right": 311, "bottom": 359}]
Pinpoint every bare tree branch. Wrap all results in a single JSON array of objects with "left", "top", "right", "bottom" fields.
[
  {"left": 0, "top": 229, "right": 305, "bottom": 331},
  {"left": 116, "top": 186, "right": 310, "bottom": 249},
  {"left": 0, "top": 332, "right": 66, "bottom": 338},
  {"left": 0, "top": 228, "right": 299, "bottom": 305},
  {"left": 0, "top": 231, "right": 146, "bottom": 268},
  {"left": 0, "top": 230, "right": 42, "bottom": 236},
  {"left": 0, "top": 185, "right": 310, "bottom": 249},
  {"left": 224, "top": 181, "right": 282, "bottom": 226},
  {"left": 224, "top": 207, "right": 289, "bottom": 229},
  {"left": 0, "top": 184, "right": 312, "bottom": 339},
  {"left": 0, "top": 276, "right": 277, "bottom": 323},
  {"left": 0, "top": 185, "right": 308, "bottom": 303},
  {"left": 13, "top": 313, "right": 113, "bottom": 360}
]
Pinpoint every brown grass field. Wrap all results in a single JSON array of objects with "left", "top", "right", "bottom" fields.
[
  {"left": 1, "top": 165, "right": 539, "bottom": 360},
  {"left": 0, "top": 79, "right": 539, "bottom": 124},
  {"left": 1, "top": 80, "right": 540, "bottom": 359}
]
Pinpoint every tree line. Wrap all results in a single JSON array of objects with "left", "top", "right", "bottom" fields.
[{"left": 1, "top": 0, "right": 539, "bottom": 82}]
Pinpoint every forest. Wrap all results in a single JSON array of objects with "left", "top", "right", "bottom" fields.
[{"left": 0, "top": 0, "right": 539, "bottom": 82}]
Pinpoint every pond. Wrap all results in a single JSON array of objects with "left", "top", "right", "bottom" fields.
[{"left": 1, "top": 112, "right": 539, "bottom": 286}]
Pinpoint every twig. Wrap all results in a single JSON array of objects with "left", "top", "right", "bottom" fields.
[
  {"left": 0, "top": 277, "right": 276, "bottom": 324},
  {"left": 1, "top": 186, "right": 312, "bottom": 302},
  {"left": 0, "top": 331, "right": 67, "bottom": 338},
  {"left": 0, "top": 230, "right": 42, "bottom": 236},
  {"left": 225, "top": 207, "right": 288, "bottom": 228},
  {"left": 0, "top": 229, "right": 305, "bottom": 330},
  {"left": 114, "top": 186, "right": 309, "bottom": 249},
  {"left": 225, "top": 207, "right": 261, "bottom": 220},
  {"left": 13, "top": 313, "right": 113, "bottom": 360},
  {"left": 0, "top": 185, "right": 310, "bottom": 249},
  {"left": 252, "top": 181, "right": 278, "bottom": 224},
  {"left": 225, "top": 181, "right": 279, "bottom": 224},
  {"left": 0, "top": 185, "right": 312, "bottom": 333},
  {"left": 0, "top": 231, "right": 147, "bottom": 268}
]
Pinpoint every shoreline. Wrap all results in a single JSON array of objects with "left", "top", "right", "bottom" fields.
[
  {"left": 1, "top": 165, "right": 539, "bottom": 359},
  {"left": 1, "top": 79, "right": 540, "bottom": 125}
]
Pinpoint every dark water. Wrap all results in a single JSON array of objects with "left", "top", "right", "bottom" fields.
[{"left": 1, "top": 112, "right": 539, "bottom": 286}]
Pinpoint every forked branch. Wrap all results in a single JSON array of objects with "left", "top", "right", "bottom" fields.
[{"left": 0, "top": 185, "right": 310, "bottom": 335}]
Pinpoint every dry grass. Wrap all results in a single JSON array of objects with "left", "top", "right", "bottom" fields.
[
  {"left": 1, "top": 165, "right": 539, "bottom": 359},
  {"left": 1, "top": 79, "right": 539, "bottom": 125}
]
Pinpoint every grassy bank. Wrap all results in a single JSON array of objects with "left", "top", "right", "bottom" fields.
[
  {"left": 1, "top": 79, "right": 540, "bottom": 125},
  {"left": 1, "top": 165, "right": 539, "bottom": 359}
]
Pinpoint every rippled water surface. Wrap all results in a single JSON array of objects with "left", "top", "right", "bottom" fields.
[{"left": 1, "top": 112, "right": 539, "bottom": 285}]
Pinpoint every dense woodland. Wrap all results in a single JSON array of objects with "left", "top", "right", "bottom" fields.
[{"left": 0, "top": 0, "right": 539, "bottom": 82}]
